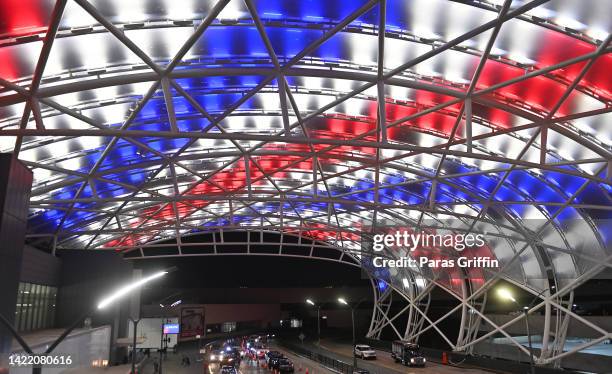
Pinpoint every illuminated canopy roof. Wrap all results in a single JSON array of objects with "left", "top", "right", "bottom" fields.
[{"left": 0, "top": 0, "right": 611, "bottom": 291}]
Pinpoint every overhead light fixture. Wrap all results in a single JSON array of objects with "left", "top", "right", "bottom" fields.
[
  {"left": 497, "top": 288, "right": 516, "bottom": 303},
  {"left": 98, "top": 270, "right": 168, "bottom": 309}
]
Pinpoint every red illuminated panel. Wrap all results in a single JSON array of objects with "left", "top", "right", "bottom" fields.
[
  {"left": 0, "top": 48, "right": 18, "bottom": 80},
  {"left": 286, "top": 222, "right": 360, "bottom": 243},
  {"left": 478, "top": 60, "right": 526, "bottom": 89},
  {"left": 581, "top": 53, "right": 612, "bottom": 99},
  {"left": 536, "top": 31, "right": 595, "bottom": 71},
  {"left": 530, "top": 30, "right": 610, "bottom": 98},
  {"left": 0, "top": 0, "right": 51, "bottom": 36},
  {"left": 0, "top": 0, "right": 53, "bottom": 81},
  {"left": 104, "top": 120, "right": 382, "bottom": 248},
  {"left": 486, "top": 75, "right": 568, "bottom": 114}
]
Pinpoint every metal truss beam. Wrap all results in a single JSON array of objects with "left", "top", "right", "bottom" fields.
[{"left": 1, "top": 0, "right": 610, "bottom": 367}]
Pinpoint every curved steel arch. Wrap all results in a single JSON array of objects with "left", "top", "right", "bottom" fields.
[{"left": 0, "top": 0, "right": 611, "bottom": 369}]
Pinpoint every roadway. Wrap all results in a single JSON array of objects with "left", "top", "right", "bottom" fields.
[
  {"left": 59, "top": 339, "right": 496, "bottom": 374},
  {"left": 205, "top": 345, "right": 336, "bottom": 374},
  {"left": 311, "top": 339, "right": 496, "bottom": 374},
  {"left": 95, "top": 343, "right": 338, "bottom": 374},
  {"left": 157, "top": 340, "right": 496, "bottom": 374}
]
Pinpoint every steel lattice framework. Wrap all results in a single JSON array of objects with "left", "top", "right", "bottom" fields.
[{"left": 0, "top": 0, "right": 611, "bottom": 368}]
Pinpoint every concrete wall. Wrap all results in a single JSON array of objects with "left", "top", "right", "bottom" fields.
[
  {"left": 296, "top": 308, "right": 371, "bottom": 329},
  {"left": 56, "top": 250, "right": 133, "bottom": 328},
  {"left": 205, "top": 304, "right": 281, "bottom": 325},
  {"left": 56, "top": 250, "right": 134, "bottom": 365},
  {"left": 141, "top": 304, "right": 281, "bottom": 327},
  {"left": 0, "top": 154, "right": 33, "bottom": 371},
  {"left": 127, "top": 318, "right": 179, "bottom": 350},
  {"left": 146, "top": 287, "right": 370, "bottom": 304},
  {"left": 19, "top": 245, "right": 62, "bottom": 286},
  {"left": 9, "top": 326, "right": 111, "bottom": 374}
]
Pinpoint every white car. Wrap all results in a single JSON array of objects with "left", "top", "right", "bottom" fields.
[{"left": 354, "top": 345, "right": 377, "bottom": 360}]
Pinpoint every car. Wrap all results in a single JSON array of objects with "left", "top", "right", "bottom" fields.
[
  {"left": 220, "top": 365, "right": 238, "bottom": 374},
  {"left": 391, "top": 340, "right": 426, "bottom": 367},
  {"left": 266, "top": 350, "right": 283, "bottom": 366},
  {"left": 208, "top": 350, "right": 225, "bottom": 363},
  {"left": 248, "top": 335, "right": 262, "bottom": 343},
  {"left": 231, "top": 345, "right": 244, "bottom": 356},
  {"left": 266, "top": 350, "right": 282, "bottom": 359},
  {"left": 249, "top": 343, "right": 268, "bottom": 358},
  {"left": 354, "top": 345, "right": 377, "bottom": 360},
  {"left": 269, "top": 355, "right": 285, "bottom": 370},
  {"left": 277, "top": 358, "right": 295, "bottom": 373},
  {"left": 222, "top": 350, "right": 240, "bottom": 366},
  {"left": 229, "top": 348, "right": 243, "bottom": 360},
  {"left": 222, "top": 345, "right": 234, "bottom": 354}
]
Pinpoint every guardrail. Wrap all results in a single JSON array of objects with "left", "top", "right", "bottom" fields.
[
  {"left": 277, "top": 341, "right": 355, "bottom": 374},
  {"left": 360, "top": 337, "right": 581, "bottom": 374}
]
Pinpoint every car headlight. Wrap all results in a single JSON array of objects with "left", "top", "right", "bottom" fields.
[
  {"left": 410, "top": 358, "right": 415, "bottom": 363},
  {"left": 423, "top": 358, "right": 426, "bottom": 363},
  {"left": 210, "top": 355, "right": 216, "bottom": 360}
]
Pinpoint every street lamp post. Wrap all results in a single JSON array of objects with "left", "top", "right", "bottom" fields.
[
  {"left": 338, "top": 298, "right": 358, "bottom": 371},
  {"left": 497, "top": 286, "right": 554, "bottom": 374},
  {"left": 305, "top": 299, "right": 321, "bottom": 346},
  {"left": 0, "top": 269, "right": 170, "bottom": 374},
  {"left": 129, "top": 317, "right": 141, "bottom": 374},
  {"left": 522, "top": 307, "right": 535, "bottom": 374}
]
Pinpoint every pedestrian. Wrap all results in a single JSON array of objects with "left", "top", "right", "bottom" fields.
[{"left": 153, "top": 361, "right": 159, "bottom": 373}]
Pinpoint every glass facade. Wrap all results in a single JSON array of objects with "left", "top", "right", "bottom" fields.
[
  {"left": 14, "top": 282, "right": 57, "bottom": 332},
  {"left": 221, "top": 321, "right": 237, "bottom": 333}
]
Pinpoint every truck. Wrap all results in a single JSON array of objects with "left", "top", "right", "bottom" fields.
[{"left": 391, "top": 340, "right": 426, "bottom": 367}]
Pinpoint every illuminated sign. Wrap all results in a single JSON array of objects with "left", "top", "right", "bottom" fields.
[{"left": 163, "top": 323, "right": 180, "bottom": 334}]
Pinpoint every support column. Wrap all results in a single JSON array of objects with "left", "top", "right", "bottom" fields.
[{"left": 0, "top": 154, "right": 33, "bottom": 372}]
